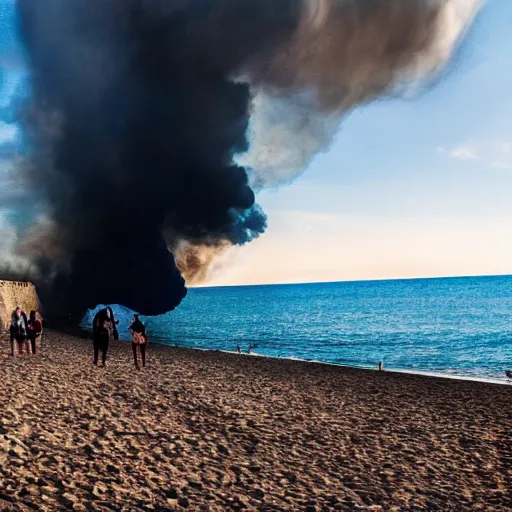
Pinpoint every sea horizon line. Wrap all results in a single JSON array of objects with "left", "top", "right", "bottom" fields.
[{"left": 191, "top": 272, "right": 512, "bottom": 290}]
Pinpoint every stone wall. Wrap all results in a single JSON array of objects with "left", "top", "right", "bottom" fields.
[{"left": 0, "top": 280, "right": 40, "bottom": 331}]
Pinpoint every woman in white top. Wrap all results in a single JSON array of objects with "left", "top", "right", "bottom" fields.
[{"left": 10, "top": 307, "right": 28, "bottom": 357}]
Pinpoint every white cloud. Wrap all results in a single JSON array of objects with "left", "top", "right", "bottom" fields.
[
  {"left": 491, "top": 160, "right": 511, "bottom": 170},
  {"left": 441, "top": 139, "right": 512, "bottom": 170},
  {"left": 448, "top": 145, "right": 477, "bottom": 160}
]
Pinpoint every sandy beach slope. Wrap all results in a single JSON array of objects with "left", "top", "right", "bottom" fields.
[{"left": 1, "top": 330, "right": 511, "bottom": 511}]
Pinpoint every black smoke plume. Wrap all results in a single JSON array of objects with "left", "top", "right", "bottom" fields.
[{"left": 2, "top": 0, "right": 479, "bottom": 320}]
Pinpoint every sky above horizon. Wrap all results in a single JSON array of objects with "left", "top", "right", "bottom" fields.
[
  {"left": 206, "top": 0, "right": 512, "bottom": 286},
  {"left": 1, "top": 0, "right": 511, "bottom": 287}
]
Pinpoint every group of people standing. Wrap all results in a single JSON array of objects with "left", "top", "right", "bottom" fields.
[
  {"left": 8, "top": 304, "right": 147, "bottom": 368},
  {"left": 9, "top": 306, "right": 43, "bottom": 357},
  {"left": 92, "top": 307, "right": 148, "bottom": 369}
]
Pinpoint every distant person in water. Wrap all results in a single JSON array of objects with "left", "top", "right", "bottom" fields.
[
  {"left": 27, "top": 310, "right": 43, "bottom": 354},
  {"left": 10, "top": 306, "right": 28, "bottom": 357},
  {"left": 92, "top": 307, "right": 111, "bottom": 366},
  {"left": 129, "top": 314, "right": 147, "bottom": 369},
  {"left": 236, "top": 345, "right": 241, "bottom": 354}
]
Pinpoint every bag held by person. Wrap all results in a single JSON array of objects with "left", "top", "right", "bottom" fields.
[{"left": 133, "top": 331, "right": 147, "bottom": 345}]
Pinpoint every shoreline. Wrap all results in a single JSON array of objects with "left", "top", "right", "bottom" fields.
[
  {"left": 208, "top": 350, "right": 512, "bottom": 387},
  {"left": 168, "top": 346, "right": 512, "bottom": 387},
  {"left": 79, "top": 327, "right": 511, "bottom": 387},
  {"left": 2, "top": 329, "right": 511, "bottom": 510}
]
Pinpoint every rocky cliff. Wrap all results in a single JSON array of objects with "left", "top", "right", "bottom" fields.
[{"left": 0, "top": 280, "right": 39, "bottom": 331}]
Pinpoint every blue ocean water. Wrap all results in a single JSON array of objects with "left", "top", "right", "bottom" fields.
[{"left": 83, "top": 275, "right": 512, "bottom": 382}]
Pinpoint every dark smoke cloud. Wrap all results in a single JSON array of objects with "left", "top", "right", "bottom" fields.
[
  {"left": 10, "top": 0, "right": 291, "bottom": 318},
  {"left": 1, "top": 0, "right": 480, "bottom": 320}
]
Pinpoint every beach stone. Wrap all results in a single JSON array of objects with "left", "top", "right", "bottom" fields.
[
  {"left": 41, "top": 485, "right": 59, "bottom": 495},
  {"left": 92, "top": 484, "right": 107, "bottom": 497},
  {"left": 62, "top": 492, "right": 79, "bottom": 504}
]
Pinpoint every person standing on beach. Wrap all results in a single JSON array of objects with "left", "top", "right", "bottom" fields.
[
  {"left": 27, "top": 310, "right": 43, "bottom": 354},
  {"left": 10, "top": 306, "right": 28, "bottom": 357},
  {"left": 92, "top": 308, "right": 111, "bottom": 366},
  {"left": 129, "top": 314, "right": 147, "bottom": 369}
]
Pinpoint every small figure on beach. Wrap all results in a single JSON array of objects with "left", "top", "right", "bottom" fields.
[
  {"left": 129, "top": 314, "right": 148, "bottom": 369},
  {"left": 10, "top": 306, "right": 28, "bottom": 358},
  {"left": 92, "top": 307, "right": 111, "bottom": 366},
  {"left": 236, "top": 345, "right": 241, "bottom": 354},
  {"left": 27, "top": 310, "right": 43, "bottom": 355},
  {"left": 378, "top": 361, "right": 384, "bottom": 371},
  {"left": 248, "top": 343, "right": 253, "bottom": 354}
]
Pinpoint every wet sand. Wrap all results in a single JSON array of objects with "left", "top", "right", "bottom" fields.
[{"left": 1, "top": 330, "right": 511, "bottom": 511}]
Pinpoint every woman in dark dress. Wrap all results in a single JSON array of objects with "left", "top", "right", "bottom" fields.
[{"left": 92, "top": 308, "right": 111, "bottom": 366}]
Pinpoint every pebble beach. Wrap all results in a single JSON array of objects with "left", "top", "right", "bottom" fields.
[{"left": 1, "top": 330, "right": 511, "bottom": 511}]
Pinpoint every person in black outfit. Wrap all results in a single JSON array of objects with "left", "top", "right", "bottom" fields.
[
  {"left": 92, "top": 308, "right": 111, "bottom": 366},
  {"left": 129, "top": 314, "right": 147, "bottom": 368}
]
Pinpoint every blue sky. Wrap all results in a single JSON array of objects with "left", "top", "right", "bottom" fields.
[{"left": 1, "top": 0, "right": 511, "bottom": 285}]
